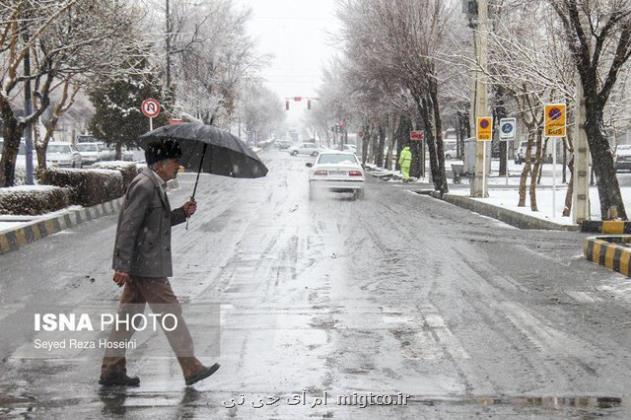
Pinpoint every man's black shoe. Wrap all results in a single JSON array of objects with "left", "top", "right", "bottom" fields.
[
  {"left": 185, "top": 363, "right": 220, "bottom": 386},
  {"left": 99, "top": 373, "right": 140, "bottom": 387}
]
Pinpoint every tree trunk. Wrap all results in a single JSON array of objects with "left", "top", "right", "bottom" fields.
[
  {"left": 585, "top": 101, "right": 627, "bottom": 219},
  {"left": 529, "top": 127, "right": 544, "bottom": 212},
  {"left": 417, "top": 98, "right": 440, "bottom": 190},
  {"left": 0, "top": 95, "right": 24, "bottom": 187},
  {"left": 385, "top": 114, "right": 399, "bottom": 171},
  {"left": 361, "top": 124, "right": 370, "bottom": 166},
  {"left": 429, "top": 79, "right": 448, "bottom": 193},
  {"left": 518, "top": 129, "right": 534, "bottom": 207},
  {"left": 563, "top": 155, "right": 574, "bottom": 217},
  {"left": 376, "top": 123, "right": 386, "bottom": 168},
  {"left": 116, "top": 143, "right": 122, "bottom": 161}
]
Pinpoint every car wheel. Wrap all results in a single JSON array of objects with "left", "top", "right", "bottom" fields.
[
  {"left": 291, "top": 151, "right": 298, "bottom": 156},
  {"left": 311, "top": 151, "right": 319, "bottom": 157}
]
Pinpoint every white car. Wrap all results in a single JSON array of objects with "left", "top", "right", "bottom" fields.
[
  {"left": 616, "top": 144, "right": 631, "bottom": 172},
  {"left": 76, "top": 142, "right": 101, "bottom": 165},
  {"left": 307, "top": 151, "right": 365, "bottom": 200},
  {"left": 289, "top": 142, "right": 321, "bottom": 157},
  {"left": 97, "top": 143, "right": 115, "bottom": 161},
  {"left": 47, "top": 142, "right": 82, "bottom": 168}
]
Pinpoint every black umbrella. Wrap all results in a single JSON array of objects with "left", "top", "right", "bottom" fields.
[{"left": 138, "top": 122, "right": 268, "bottom": 199}]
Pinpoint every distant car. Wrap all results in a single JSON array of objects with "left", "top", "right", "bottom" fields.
[
  {"left": 276, "top": 140, "right": 292, "bottom": 150},
  {"left": 122, "top": 146, "right": 135, "bottom": 161},
  {"left": 289, "top": 142, "right": 320, "bottom": 157},
  {"left": 47, "top": 142, "right": 82, "bottom": 168},
  {"left": 306, "top": 151, "right": 365, "bottom": 200},
  {"left": 443, "top": 141, "right": 457, "bottom": 160},
  {"left": 616, "top": 144, "right": 631, "bottom": 172},
  {"left": 97, "top": 143, "right": 115, "bottom": 161},
  {"left": 76, "top": 142, "right": 101, "bottom": 165},
  {"left": 514, "top": 140, "right": 528, "bottom": 164}
]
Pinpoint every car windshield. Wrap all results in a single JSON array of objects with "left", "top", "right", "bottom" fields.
[
  {"left": 317, "top": 154, "right": 358, "bottom": 165},
  {"left": 77, "top": 144, "right": 98, "bottom": 152},
  {"left": 48, "top": 145, "right": 71, "bottom": 154}
]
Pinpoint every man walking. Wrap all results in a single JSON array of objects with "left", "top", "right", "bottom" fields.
[
  {"left": 399, "top": 145, "right": 412, "bottom": 183},
  {"left": 100, "top": 140, "right": 220, "bottom": 387}
]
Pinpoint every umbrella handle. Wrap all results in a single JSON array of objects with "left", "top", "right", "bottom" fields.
[
  {"left": 187, "top": 143, "right": 207, "bottom": 231},
  {"left": 191, "top": 143, "right": 208, "bottom": 200}
]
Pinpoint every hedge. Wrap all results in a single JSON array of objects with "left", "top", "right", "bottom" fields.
[
  {"left": 40, "top": 168, "right": 124, "bottom": 207},
  {"left": 89, "top": 161, "right": 139, "bottom": 189},
  {"left": 0, "top": 186, "right": 71, "bottom": 215}
]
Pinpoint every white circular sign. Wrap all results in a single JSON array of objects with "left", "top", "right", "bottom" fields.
[{"left": 141, "top": 98, "right": 160, "bottom": 118}]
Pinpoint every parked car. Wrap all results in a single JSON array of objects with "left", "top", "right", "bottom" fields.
[
  {"left": 276, "top": 140, "right": 292, "bottom": 150},
  {"left": 306, "top": 151, "right": 365, "bottom": 200},
  {"left": 289, "top": 142, "right": 321, "bottom": 157},
  {"left": 97, "top": 143, "right": 115, "bottom": 161},
  {"left": 514, "top": 141, "right": 528, "bottom": 164},
  {"left": 443, "top": 141, "right": 457, "bottom": 160},
  {"left": 47, "top": 142, "right": 82, "bottom": 168},
  {"left": 616, "top": 144, "right": 631, "bottom": 172},
  {"left": 122, "top": 146, "right": 135, "bottom": 161},
  {"left": 76, "top": 142, "right": 101, "bottom": 165}
]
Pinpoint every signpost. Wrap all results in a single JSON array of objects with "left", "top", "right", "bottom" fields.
[
  {"left": 499, "top": 118, "right": 516, "bottom": 186},
  {"left": 141, "top": 98, "right": 161, "bottom": 131},
  {"left": 410, "top": 130, "right": 424, "bottom": 142},
  {"left": 544, "top": 103, "right": 567, "bottom": 220},
  {"left": 476, "top": 117, "right": 493, "bottom": 197},
  {"left": 410, "top": 131, "right": 425, "bottom": 179}
]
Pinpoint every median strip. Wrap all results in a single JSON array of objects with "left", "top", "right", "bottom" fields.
[
  {"left": 0, "top": 197, "right": 123, "bottom": 255},
  {"left": 583, "top": 235, "right": 631, "bottom": 276}
]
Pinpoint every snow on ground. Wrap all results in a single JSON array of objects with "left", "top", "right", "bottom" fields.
[
  {"left": 0, "top": 185, "right": 59, "bottom": 193},
  {"left": 449, "top": 186, "right": 576, "bottom": 225},
  {"left": 0, "top": 221, "right": 28, "bottom": 233}
]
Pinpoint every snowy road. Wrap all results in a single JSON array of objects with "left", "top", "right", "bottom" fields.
[{"left": 1, "top": 150, "right": 631, "bottom": 419}]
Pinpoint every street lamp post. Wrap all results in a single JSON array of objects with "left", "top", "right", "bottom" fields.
[{"left": 464, "top": 0, "right": 490, "bottom": 197}]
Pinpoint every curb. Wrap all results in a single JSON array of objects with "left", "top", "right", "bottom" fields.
[
  {"left": 0, "top": 197, "right": 123, "bottom": 255},
  {"left": 422, "top": 191, "right": 579, "bottom": 231},
  {"left": 581, "top": 220, "right": 631, "bottom": 234},
  {"left": 584, "top": 235, "right": 631, "bottom": 276}
]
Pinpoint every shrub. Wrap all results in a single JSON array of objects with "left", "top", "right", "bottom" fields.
[
  {"left": 0, "top": 186, "right": 71, "bottom": 215},
  {"left": 90, "top": 161, "right": 139, "bottom": 189},
  {"left": 40, "top": 168, "right": 124, "bottom": 207}
]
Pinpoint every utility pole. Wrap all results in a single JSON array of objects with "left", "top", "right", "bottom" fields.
[
  {"left": 22, "top": 24, "right": 34, "bottom": 185},
  {"left": 572, "top": 13, "right": 591, "bottom": 223},
  {"left": 572, "top": 74, "right": 590, "bottom": 223},
  {"left": 467, "top": 0, "right": 490, "bottom": 197}
]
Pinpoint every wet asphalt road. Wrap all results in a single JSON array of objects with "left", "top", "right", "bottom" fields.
[{"left": 1, "top": 150, "right": 631, "bottom": 419}]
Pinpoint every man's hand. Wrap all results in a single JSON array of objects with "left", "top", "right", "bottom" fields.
[
  {"left": 113, "top": 271, "right": 129, "bottom": 287},
  {"left": 182, "top": 199, "right": 197, "bottom": 217}
]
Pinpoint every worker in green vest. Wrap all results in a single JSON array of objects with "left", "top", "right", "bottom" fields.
[{"left": 399, "top": 145, "right": 412, "bottom": 183}]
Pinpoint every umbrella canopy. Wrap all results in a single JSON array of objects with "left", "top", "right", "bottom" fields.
[{"left": 138, "top": 122, "right": 268, "bottom": 179}]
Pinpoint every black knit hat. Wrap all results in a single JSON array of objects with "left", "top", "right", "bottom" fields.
[{"left": 145, "top": 140, "right": 182, "bottom": 165}]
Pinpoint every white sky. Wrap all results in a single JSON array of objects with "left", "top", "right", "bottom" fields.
[{"left": 234, "top": 0, "right": 340, "bottom": 116}]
